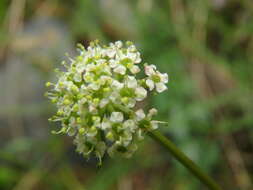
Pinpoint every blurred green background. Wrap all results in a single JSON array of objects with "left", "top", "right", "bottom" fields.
[{"left": 0, "top": 0, "right": 253, "bottom": 189}]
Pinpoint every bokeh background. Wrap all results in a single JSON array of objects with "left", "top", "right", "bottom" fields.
[{"left": 0, "top": 0, "right": 253, "bottom": 189}]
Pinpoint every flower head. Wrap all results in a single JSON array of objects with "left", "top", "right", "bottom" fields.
[{"left": 46, "top": 40, "right": 168, "bottom": 162}]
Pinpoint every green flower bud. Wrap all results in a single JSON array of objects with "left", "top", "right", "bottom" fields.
[
  {"left": 106, "top": 131, "right": 114, "bottom": 141},
  {"left": 45, "top": 82, "right": 51, "bottom": 87},
  {"left": 93, "top": 98, "right": 100, "bottom": 105},
  {"left": 79, "top": 128, "right": 85, "bottom": 135},
  {"left": 103, "top": 87, "right": 110, "bottom": 93},
  {"left": 76, "top": 117, "right": 81, "bottom": 124},
  {"left": 71, "top": 85, "right": 79, "bottom": 93},
  {"left": 121, "top": 97, "right": 129, "bottom": 104},
  {"left": 51, "top": 98, "right": 57, "bottom": 103},
  {"left": 63, "top": 99, "right": 71, "bottom": 105},
  {"left": 72, "top": 104, "right": 79, "bottom": 112}
]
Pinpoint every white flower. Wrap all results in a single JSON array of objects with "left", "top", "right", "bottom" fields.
[
  {"left": 127, "top": 98, "right": 136, "bottom": 108},
  {"left": 99, "top": 98, "right": 109, "bottom": 108},
  {"left": 110, "top": 112, "right": 124, "bottom": 123},
  {"left": 135, "top": 109, "right": 145, "bottom": 121},
  {"left": 121, "top": 131, "right": 132, "bottom": 147},
  {"left": 144, "top": 64, "right": 156, "bottom": 76},
  {"left": 126, "top": 76, "right": 138, "bottom": 89},
  {"left": 111, "top": 80, "right": 124, "bottom": 90},
  {"left": 101, "top": 119, "right": 111, "bottom": 130},
  {"left": 106, "top": 49, "right": 116, "bottom": 58},
  {"left": 100, "top": 76, "right": 112, "bottom": 85},
  {"left": 89, "top": 105, "right": 97, "bottom": 113},
  {"left": 148, "top": 108, "right": 158, "bottom": 118},
  {"left": 160, "top": 73, "right": 168, "bottom": 83},
  {"left": 144, "top": 65, "right": 168, "bottom": 93},
  {"left": 130, "top": 65, "right": 140, "bottom": 74},
  {"left": 115, "top": 41, "right": 123, "bottom": 48},
  {"left": 128, "top": 44, "right": 137, "bottom": 52},
  {"left": 156, "top": 82, "right": 167, "bottom": 93},
  {"left": 73, "top": 73, "right": 82, "bottom": 82},
  {"left": 88, "top": 83, "right": 100, "bottom": 90},
  {"left": 46, "top": 40, "right": 169, "bottom": 161},
  {"left": 135, "top": 87, "right": 147, "bottom": 101},
  {"left": 109, "top": 91, "right": 120, "bottom": 102},
  {"left": 134, "top": 52, "right": 141, "bottom": 63},
  {"left": 109, "top": 59, "right": 118, "bottom": 68},
  {"left": 150, "top": 121, "right": 159, "bottom": 130},
  {"left": 146, "top": 79, "right": 155, "bottom": 90},
  {"left": 114, "top": 65, "right": 126, "bottom": 75},
  {"left": 123, "top": 119, "right": 136, "bottom": 132}
]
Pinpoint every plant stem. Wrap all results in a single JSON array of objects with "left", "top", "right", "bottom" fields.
[{"left": 148, "top": 130, "right": 223, "bottom": 190}]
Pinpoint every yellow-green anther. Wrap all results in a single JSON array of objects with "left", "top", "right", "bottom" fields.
[
  {"left": 90, "top": 126, "right": 97, "bottom": 133},
  {"left": 73, "top": 104, "right": 79, "bottom": 112},
  {"left": 126, "top": 41, "right": 133, "bottom": 46},
  {"left": 45, "top": 82, "right": 51, "bottom": 87},
  {"left": 59, "top": 82, "right": 64, "bottom": 87},
  {"left": 93, "top": 98, "right": 99, "bottom": 105},
  {"left": 51, "top": 98, "right": 57, "bottom": 103},
  {"left": 63, "top": 99, "right": 71, "bottom": 105},
  {"left": 152, "top": 75, "right": 161, "bottom": 83},
  {"left": 71, "top": 85, "right": 79, "bottom": 93},
  {"left": 103, "top": 87, "right": 110, "bottom": 93},
  {"left": 79, "top": 128, "right": 85, "bottom": 134},
  {"left": 86, "top": 95, "right": 92, "bottom": 100},
  {"left": 106, "top": 132, "right": 114, "bottom": 141},
  {"left": 121, "top": 97, "right": 129, "bottom": 104},
  {"left": 126, "top": 62, "right": 133, "bottom": 68},
  {"left": 57, "top": 110, "right": 64, "bottom": 116},
  {"left": 77, "top": 94, "right": 84, "bottom": 99},
  {"left": 76, "top": 117, "right": 81, "bottom": 124}
]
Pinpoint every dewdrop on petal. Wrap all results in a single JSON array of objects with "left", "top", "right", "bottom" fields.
[{"left": 45, "top": 40, "right": 169, "bottom": 163}]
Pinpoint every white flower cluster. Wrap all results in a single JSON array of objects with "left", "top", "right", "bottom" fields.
[{"left": 46, "top": 40, "right": 168, "bottom": 161}]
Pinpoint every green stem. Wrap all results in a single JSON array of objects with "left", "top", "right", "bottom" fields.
[
  {"left": 113, "top": 103, "right": 222, "bottom": 189},
  {"left": 148, "top": 130, "right": 223, "bottom": 190}
]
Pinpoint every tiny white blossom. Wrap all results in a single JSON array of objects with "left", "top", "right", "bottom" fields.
[
  {"left": 156, "top": 82, "right": 167, "bottom": 93},
  {"left": 114, "top": 65, "right": 126, "bottom": 75},
  {"left": 115, "top": 41, "right": 123, "bottom": 48},
  {"left": 89, "top": 105, "right": 97, "bottom": 113},
  {"left": 126, "top": 76, "right": 138, "bottom": 89},
  {"left": 101, "top": 119, "right": 111, "bottom": 130},
  {"left": 148, "top": 108, "right": 158, "bottom": 118},
  {"left": 99, "top": 98, "right": 109, "bottom": 108},
  {"left": 123, "top": 119, "right": 136, "bottom": 132},
  {"left": 112, "top": 80, "right": 124, "bottom": 90},
  {"left": 88, "top": 83, "right": 100, "bottom": 90},
  {"left": 135, "top": 109, "right": 146, "bottom": 121},
  {"left": 130, "top": 65, "right": 140, "bottom": 74},
  {"left": 109, "top": 59, "right": 118, "bottom": 68},
  {"left": 144, "top": 64, "right": 168, "bottom": 93},
  {"left": 110, "top": 112, "right": 124, "bottom": 123},
  {"left": 135, "top": 87, "right": 147, "bottom": 101},
  {"left": 107, "top": 49, "right": 116, "bottom": 58},
  {"left": 146, "top": 79, "right": 155, "bottom": 90},
  {"left": 150, "top": 121, "right": 159, "bottom": 130},
  {"left": 144, "top": 64, "right": 156, "bottom": 76},
  {"left": 127, "top": 98, "right": 136, "bottom": 108},
  {"left": 73, "top": 73, "right": 82, "bottom": 82}
]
